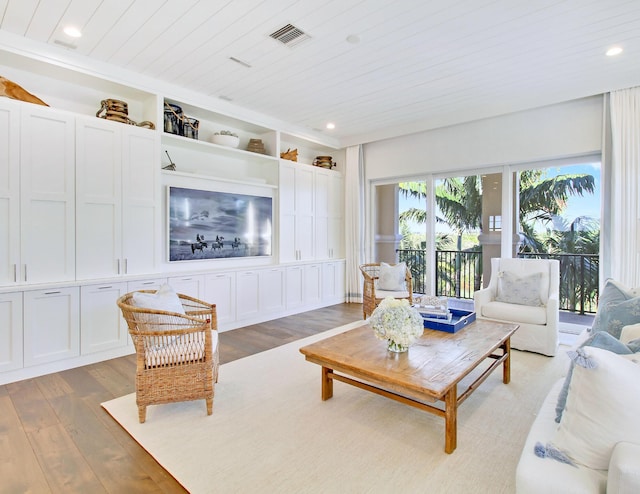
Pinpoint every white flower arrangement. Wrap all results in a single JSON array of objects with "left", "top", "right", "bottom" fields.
[{"left": 369, "top": 297, "right": 424, "bottom": 352}]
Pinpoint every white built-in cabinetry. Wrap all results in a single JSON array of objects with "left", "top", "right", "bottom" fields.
[
  {"left": 0, "top": 48, "right": 346, "bottom": 386},
  {"left": 280, "top": 161, "right": 315, "bottom": 262},
  {"left": 80, "top": 282, "right": 128, "bottom": 355},
  {"left": 23, "top": 287, "right": 80, "bottom": 367},
  {"left": 0, "top": 292, "right": 22, "bottom": 373},
  {"left": 279, "top": 161, "right": 343, "bottom": 263},
  {"left": 202, "top": 272, "right": 236, "bottom": 325},
  {"left": 236, "top": 270, "right": 260, "bottom": 321},
  {"left": 0, "top": 98, "right": 20, "bottom": 286},
  {"left": 21, "top": 105, "right": 76, "bottom": 284},
  {"left": 259, "top": 267, "right": 286, "bottom": 315},
  {"left": 1, "top": 100, "right": 77, "bottom": 285},
  {"left": 314, "top": 167, "right": 344, "bottom": 260},
  {"left": 76, "top": 116, "right": 159, "bottom": 279},
  {"left": 167, "top": 274, "right": 205, "bottom": 300}
]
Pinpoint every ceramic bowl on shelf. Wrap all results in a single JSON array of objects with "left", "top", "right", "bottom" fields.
[{"left": 211, "top": 134, "right": 240, "bottom": 148}]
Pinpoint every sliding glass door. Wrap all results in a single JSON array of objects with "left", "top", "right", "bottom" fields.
[{"left": 514, "top": 160, "right": 601, "bottom": 313}]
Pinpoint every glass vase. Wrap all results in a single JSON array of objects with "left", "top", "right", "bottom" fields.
[{"left": 387, "top": 340, "right": 409, "bottom": 353}]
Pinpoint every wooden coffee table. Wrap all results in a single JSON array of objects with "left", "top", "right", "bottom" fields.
[{"left": 299, "top": 319, "right": 518, "bottom": 453}]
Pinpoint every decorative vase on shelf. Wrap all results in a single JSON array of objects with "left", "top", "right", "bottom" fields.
[{"left": 369, "top": 297, "right": 424, "bottom": 354}]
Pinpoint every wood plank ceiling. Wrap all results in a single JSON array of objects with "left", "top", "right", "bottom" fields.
[{"left": 1, "top": 0, "right": 639, "bottom": 146}]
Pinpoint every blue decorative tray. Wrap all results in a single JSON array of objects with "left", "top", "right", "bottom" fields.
[{"left": 422, "top": 309, "right": 476, "bottom": 333}]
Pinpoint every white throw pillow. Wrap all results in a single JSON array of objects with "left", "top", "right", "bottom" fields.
[
  {"left": 495, "top": 271, "right": 543, "bottom": 306},
  {"left": 551, "top": 347, "right": 640, "bottom": 470},
  {"left": 621, "top": 323, "right": 640, "bottom": 345},
  {"left": 130, "top": 284, "right": 188, "bottom": 348},
  {"left": 377, "top": 262, "right": 407, "bottom": 291},
  {"left": 131, "top": 284, "right": 185, "bottom": 315}
]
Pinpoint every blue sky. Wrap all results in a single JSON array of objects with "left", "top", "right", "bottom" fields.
[{"left": 399, "top": 162, "right": 601, "bottom": 234}]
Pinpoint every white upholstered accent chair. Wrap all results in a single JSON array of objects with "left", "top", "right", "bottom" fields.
[
  {"left": 360, "top": 262, "right": 413, "bottom": 319},
  {"left": 473, "top": 258, "right": 560, "bottom": 356}
]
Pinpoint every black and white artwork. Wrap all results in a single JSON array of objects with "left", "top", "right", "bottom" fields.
[{"left": 168, "top": 186, "right": 272, "bottom": 261}]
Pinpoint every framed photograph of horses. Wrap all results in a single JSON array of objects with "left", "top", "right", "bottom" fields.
[{"left": 167, "top": 186, "right": 273, "bottom": 261}]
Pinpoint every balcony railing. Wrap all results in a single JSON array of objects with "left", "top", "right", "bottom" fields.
[
  {"left": 517, "top": 252, "right": 599, "bottom": 314},
  {"left": 396, "top": 249, "right": 599, "bottom": 314}
]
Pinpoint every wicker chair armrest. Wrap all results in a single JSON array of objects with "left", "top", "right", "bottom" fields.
[{"left": 178, "top": 294, "right": 218, "bottom": 330}]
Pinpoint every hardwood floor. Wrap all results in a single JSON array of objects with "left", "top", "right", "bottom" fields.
[{"left": 0, "top": 303, "right": 363, "bottom": 493}]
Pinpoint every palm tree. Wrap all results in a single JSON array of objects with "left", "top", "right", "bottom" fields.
[
  {"left": 398, "top": 169, "right": 597, "bottom": 300},
  {"left": 400, "top": 177, "right": 483, "bottom": 297}
]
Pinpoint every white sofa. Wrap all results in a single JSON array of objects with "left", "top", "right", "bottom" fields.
[
  {"left": 474, "top": 257, "right": 559, "bottom": 356},
  {"left": 515, "top": 325, "right": 640, "bottom": 493}
]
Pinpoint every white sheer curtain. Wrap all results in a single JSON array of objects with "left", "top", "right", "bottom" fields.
[
  {"left": 609, "top": 86, "right": 640, "bottom": 286},
  {"left": 344, "top": 145, "right": 365, "bottom": 303}
]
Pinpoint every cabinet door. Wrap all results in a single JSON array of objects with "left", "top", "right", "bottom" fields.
[
  {"left": 0, "top": 99, "right": 20, "bottom": 286},
  {"left": 279, "top": 163, "right": 297, "bottom": 262},
  {"left": 322, "top": 261, "right": 345, "bottom": 302},
  {"left": 80, "top": 282, "right": 128, "bottom": 354},
  {"left": 322, "top": 262, "right": 337, "bottom": 299},
  {"left": 314, "top": 216, "right": 329, "bottom": 260},
  {"left": 328, "top": 173, "right": 344, "bottom": 258},
  {"left": 168, "top": 274, "right": 205, "bottom": 300},
  {"left": 20, "top": 107, "right": 75, "bottom": 283},
  {"left": 204, "top": 272, "right": 236, "bottom": 325},
  {"left": 76, "top": 117, "right": 122, "bottom": 279},
  {"left": 236, "top": 271, "right": 259, "bottom": 320},
  {"left": 127, "top": 278, "right": 167, "bottom": 292},
  {"left": 295, "top": 167, "right": 315, "bottom": 260},
  {"left": 0, "top": 292, "right": 23, "bottom": 372},
  {"left": 295, "top": 214, "right": 314, "bottom": 261},
  {"left": 279, "top": 162, "right": 315, "bottom": 261},
  {"left": 322, "top": 261, "right": 345, "bottom": 300},
  {"left": 24, "top": 287, "right": 79, "bottom": 366},
  {"left": 285, "top": 265, "right": 304, "bottom": 309},
  {"left": 259, "top": 268, "right": 285, "bottom": 314},
  {"left": 304, "top": 263, "right": 322, "bottom": 306},
  {"left": 122, "top": 126, "right": 159, "bottom": 275}
]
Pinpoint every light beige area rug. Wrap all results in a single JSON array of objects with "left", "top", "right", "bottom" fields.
[{"left": 102, "top": 320, "right": 569, "bottom": 494}]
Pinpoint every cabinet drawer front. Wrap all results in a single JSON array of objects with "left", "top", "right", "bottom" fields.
[{"left": 23, "top": 288, "right": 79, "bottom": 367}]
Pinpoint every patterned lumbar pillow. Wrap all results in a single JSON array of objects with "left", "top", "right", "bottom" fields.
[
  {"left": 495, "top": 271, "right": 543, "bottom": 306},
  {"left": 377, "top": 262, "right": 407, "bottom": 291},
  {"left": 591, "top": 279, "right": 640, "bottom": 338}
]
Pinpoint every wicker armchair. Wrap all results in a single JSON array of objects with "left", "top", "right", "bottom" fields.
[
  {"left": 360, "top": 263, "right": 413, "bottom": 319},
  {"left": 117, "top": 291, "right": 219, "bottom": 423}
]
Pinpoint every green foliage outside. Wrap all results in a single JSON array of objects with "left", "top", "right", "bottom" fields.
[{"left": 397, "top": 169, "right": 600, "bottom": 311}]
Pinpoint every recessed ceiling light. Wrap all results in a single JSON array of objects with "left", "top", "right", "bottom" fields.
[
  {"left": 63, "top": 26, "right": 82, "bottom": 38},
  {"left": 606, "top": 46, "right": 623, "bottom": 56},
  {"left": 326, "top": 122, "right": 335, "bottom": 130}
]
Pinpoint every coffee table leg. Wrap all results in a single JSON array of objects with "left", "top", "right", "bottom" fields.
[
  {"left": 503, "top": 338, "right": 511, "bottom": 384},
  {"left": 321, "top": 366, "right": 333, "bottom": 400},
  {"left": 444, "top": 384, "right": 457, "bottom": 454}
]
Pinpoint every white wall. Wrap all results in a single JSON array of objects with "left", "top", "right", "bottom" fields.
[{"left": 363, "top": 95, "right": 603, "bottom": 180}]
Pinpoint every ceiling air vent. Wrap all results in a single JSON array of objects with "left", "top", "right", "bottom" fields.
[{"left": 269, "top": 24, "right": 310, "bottom": 47}]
